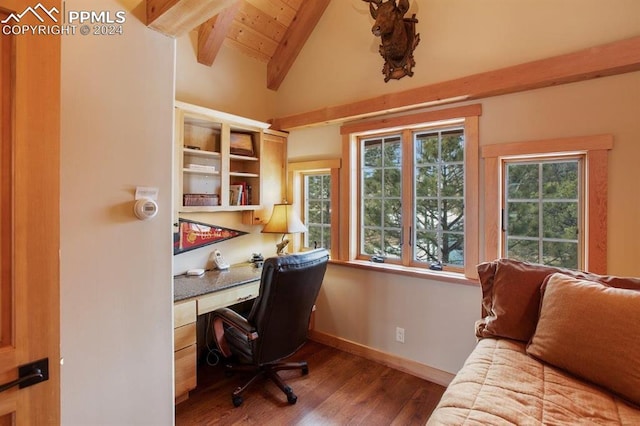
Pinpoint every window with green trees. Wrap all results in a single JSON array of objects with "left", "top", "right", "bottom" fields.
[
  {"left": 504, "top": 158, "right": 581, "bottom": 269},
  {"left": 360, "top": 127, "right": 466, "bottom": 268},
  {"left": 414, "top": 128, "right": 465, "bottom": 266},
  {"left": 304, "top": 173, "right": 331, "bottom": 249}
]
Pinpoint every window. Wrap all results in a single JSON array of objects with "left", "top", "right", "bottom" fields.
[
  {"left": 304, "top": 173, "right": 332, "bottom": 249},
  {"left": 414, "top": 128, "right": 465, "bottom": 266},
  {"left": 361, "top": 135, "right": 403, "bottom": 259},
  {"left": 288, "top": 159, "right": 341, "bottom": 258},
  {"left": 504, "top": 157, "right": 582, "bottom": 269},
  {"left": 482, "top": 135, "right": 612, "bottom": 274},
  {"left": 341, "top": 104, "right": 481, "bottom": 278}
]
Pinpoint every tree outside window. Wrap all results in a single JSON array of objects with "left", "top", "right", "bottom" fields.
[
  {"left": 504, "top": 158, "right": 581, "bottom": 269},
  {"left": 304, "top": 174, "right": 331, "bottom": 249}
]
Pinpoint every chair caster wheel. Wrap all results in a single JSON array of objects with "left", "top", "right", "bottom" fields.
[
  {"left": 302, "top": 366, "right": 309, "bottom": 375},
  {"left": 232, "top": 395, "right": 243, "bottom": 407},
  {"left": 285, "top": 389, "right": 297, "bottom": 405}
]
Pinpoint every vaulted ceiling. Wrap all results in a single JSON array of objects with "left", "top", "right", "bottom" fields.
[{"left": 146, "top": 0, "right": 331, "bottom": 90}]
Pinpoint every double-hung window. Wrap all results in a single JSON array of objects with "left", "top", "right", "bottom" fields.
[{"left": 342, "top": 104, "right": 481, "bottom": 278}]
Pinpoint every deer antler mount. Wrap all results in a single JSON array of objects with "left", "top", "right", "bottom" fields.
[{"left": 363, "top": 0, "right": 420, "bottom": 82}]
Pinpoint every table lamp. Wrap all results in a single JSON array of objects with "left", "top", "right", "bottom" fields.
[{"left": 262, "top": 203, "right": 307, "bottom": 255}]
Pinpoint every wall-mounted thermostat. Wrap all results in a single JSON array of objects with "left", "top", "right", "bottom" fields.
[
  {"left": 134, "top": 186, "right": 159, "bottom": 221},
  {"left": 134, "top": 198, "right": 158, "bottom": 220}
]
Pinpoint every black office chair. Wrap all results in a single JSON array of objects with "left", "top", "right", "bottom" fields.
[{"left": 211, "top": 248, "right": 329, "bottom": 407}]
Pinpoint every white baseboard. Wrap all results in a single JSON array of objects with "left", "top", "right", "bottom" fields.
[{"left": 308, "top": 330, "right": 454, "bottom": 387}]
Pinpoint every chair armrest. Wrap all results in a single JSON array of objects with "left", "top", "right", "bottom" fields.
[{"left": 211, "top": 307, "right": 258, "bottom": 357}]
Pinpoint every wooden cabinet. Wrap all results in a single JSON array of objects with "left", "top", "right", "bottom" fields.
[
  {"left": 242, "top": 130, "right": 287, "bottom": 225},
  {"left": 174, "top": 300, "right": 196, "bottom": 404},
  {"left": 174, "top": 101, "right": 271, "bottom": 213}
]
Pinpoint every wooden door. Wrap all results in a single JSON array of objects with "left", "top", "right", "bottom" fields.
[{"left": 0, "top": 0, "right": 61, "bottom": 423}]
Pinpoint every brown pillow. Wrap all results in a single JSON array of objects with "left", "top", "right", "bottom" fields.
[
  {"left": 475, "top": 258, "right": 640, "bottom": 342},
  {"left": 526, "top": 273, "right": 640, "bottom": 406},
  {"left": 475, "top": 259, "right": 560, "bottom": 341}
]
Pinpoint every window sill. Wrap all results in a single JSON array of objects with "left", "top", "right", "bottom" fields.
[{"left": 328, "top": 259, "right": 479, "bottom": 287}]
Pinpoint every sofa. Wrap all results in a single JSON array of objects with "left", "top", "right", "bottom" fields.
[{"left": 428, "top": 259, "right": 640, "bottom": 425}]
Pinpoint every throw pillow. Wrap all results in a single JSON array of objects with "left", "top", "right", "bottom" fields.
[{"left": 526, "top": 273, "right": 640, "bottom": 406}]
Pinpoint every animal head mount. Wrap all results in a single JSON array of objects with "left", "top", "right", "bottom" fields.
[{"left": 363, "top": 0, "right": 420, "bottom": 82}]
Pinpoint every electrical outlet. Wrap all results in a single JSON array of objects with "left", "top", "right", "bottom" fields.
[{"left": 395, "top": 327, "right": 405, "bottom": 343}]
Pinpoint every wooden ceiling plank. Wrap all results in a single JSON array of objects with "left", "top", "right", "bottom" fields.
[
  {"left": 197, "top": 2, "right": 242, "bottom": 66},
  {"left": 245, "top": 0, "right": 296, "bottom": 27},
  {"left": 271, "top": 36, "right": 640, "bottom": 129},
  {"left": 227, "top": 21, "right": 279, "bottom": 59},
  {"left": 146, "top": 0, "right": 237, "bottom": 37},
  {"left": 226, "top": 38, "right": 272, "bottom": 63},
  {"left": 267, "top": 0, "right": 331, "bottom": 90},
  {"left": 237, "top": 1, "right": 288, "bottom": 43}
]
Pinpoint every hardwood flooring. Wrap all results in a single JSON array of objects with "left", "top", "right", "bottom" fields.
[{"left": 175, "top": 340, "right": 446, "bottom": 425}]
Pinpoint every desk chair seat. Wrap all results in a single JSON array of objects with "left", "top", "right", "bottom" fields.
[{"left": 211, "top": 249, "right": 329, "bottom": 407}]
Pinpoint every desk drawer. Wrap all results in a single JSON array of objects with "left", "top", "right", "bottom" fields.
[
  {"left": 197, "top": 282, "right": 260, "bottom": 315},
  {"left": 174, "top": 322, "right": 196, "bottom": 352},
  {"left": 174, "top": 300, "right": 196, "bottom": 328},
  {"left": 175, "top": 344, "right": 196, "bottom": 400}
]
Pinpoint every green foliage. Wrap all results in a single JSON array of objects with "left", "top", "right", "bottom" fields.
[
  {"left": 505, "top": 160, "right": 580, "bottom": 269},
  {"left": 304, "top": 174, "right": 331, "bottom": 249}
]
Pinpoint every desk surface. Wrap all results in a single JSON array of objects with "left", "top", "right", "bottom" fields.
[{"left": 174, "top": 263, "right": 262, "bottom": 303}]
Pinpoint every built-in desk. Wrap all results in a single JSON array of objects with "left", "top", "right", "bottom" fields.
[{"left": 173, "top": 263, "right": 262, "bottom": 404}]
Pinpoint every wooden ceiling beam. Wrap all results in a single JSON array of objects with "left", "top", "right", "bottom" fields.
[
  {"left": 271, "top": 36, "right": 640, "bottom": 130},
  {"left": 146, "top": 0, "right": 237, "bottom": 37},
  {"left": 197, "top": 2, "right": 242, "bottom": 66},
  {"left": 266, "top": 0, "right": 331, "bottom": 91}
]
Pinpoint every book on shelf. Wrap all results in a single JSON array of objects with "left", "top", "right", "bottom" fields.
[
  {"left": 229, "top": 184, "right": 243, "bottom": 206},
  {"left": 232, "top": 181, "right": 251, "bottom": 205}
]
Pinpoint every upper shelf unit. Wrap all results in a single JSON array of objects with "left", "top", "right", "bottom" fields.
[{"left": 174, "top": 101, "right": 271, "bottom": 213}]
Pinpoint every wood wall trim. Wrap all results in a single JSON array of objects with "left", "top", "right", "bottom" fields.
[
  {"left": 267, "top": 0, "right": 331, "bottom": 90},
  {"left": 271, "top": 36, "right": 640, "bottom": 130},
  {"left": 340, "top": 104, "right": 482, "bottom": 135},
  {"left": 146, "top": 0, "right": 237, "bottom": 37},
  {"left": 197, "top": 2, "right": 241, "bottom": 66},
  {"left": 481, "top": 134, "right": 614, "bottom": 158},
  {"left": 308, "top": 330, "right": 455, "bottom": 387},
  {"left": 587, "top": 149, "right": 608, "bottom": 274}
]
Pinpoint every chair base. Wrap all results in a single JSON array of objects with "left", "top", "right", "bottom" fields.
[{"left": 226, "top": 360, "right": 309, "bottom": 407}]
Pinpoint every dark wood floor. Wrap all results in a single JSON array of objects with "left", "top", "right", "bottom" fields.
[{"left": 176, "top": 340, "right": 446, "bottom": 425}]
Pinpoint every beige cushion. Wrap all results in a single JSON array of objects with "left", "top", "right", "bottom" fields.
[{"left": 526, "top": 273, "right": 640, "bottom": 406}]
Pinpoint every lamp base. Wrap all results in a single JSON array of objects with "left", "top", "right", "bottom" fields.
[{"left": 275, "top": 238, "right": 290, "bottom": 255}]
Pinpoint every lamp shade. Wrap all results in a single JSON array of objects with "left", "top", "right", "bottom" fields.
[{"left": 261, "top": 203, "right": 307, "bottom": 234}]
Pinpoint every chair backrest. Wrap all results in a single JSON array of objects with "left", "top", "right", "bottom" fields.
[{"left": 247, "top": 248, "right": 329, "bottom": 364}]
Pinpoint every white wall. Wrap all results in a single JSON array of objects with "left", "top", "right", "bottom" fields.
[{"left": 60, "top": 0, "right": 175, "bottom": 424}]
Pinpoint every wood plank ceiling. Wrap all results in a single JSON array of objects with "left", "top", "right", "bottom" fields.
[{"left": 146, "top": 0, "right": 331, "bottom": 90}]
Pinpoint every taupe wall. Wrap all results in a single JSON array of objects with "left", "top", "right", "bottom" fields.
[{"left": 175, "top": 0, "right": 640, "bottom": 375}]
